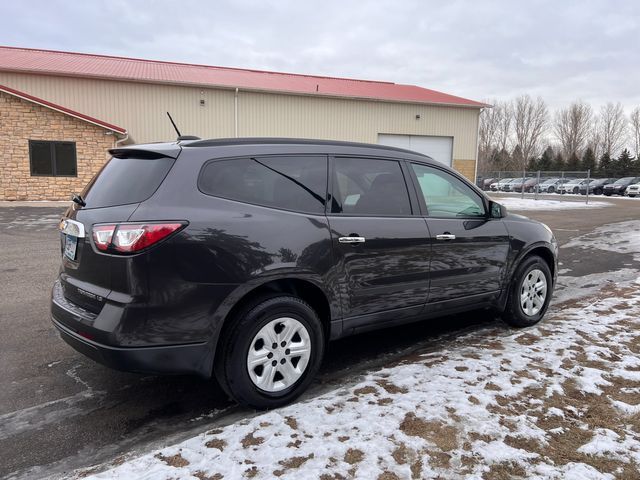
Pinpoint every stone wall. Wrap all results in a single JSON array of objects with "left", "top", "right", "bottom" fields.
[{"left": 0, "top": 91, "right": 115, "bottom": 200}]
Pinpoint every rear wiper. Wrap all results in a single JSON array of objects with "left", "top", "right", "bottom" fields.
[{"left": 71, "top": 193, "right": 86, "bottom": 207}]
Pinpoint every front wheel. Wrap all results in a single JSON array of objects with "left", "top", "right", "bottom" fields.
[
  {"left": 215, "top": 295, "right": 324, "bottom": 409},
  {"left": 548, "top": 186, "right": 555, "bottom": 193},
  {"left": 502, "top": 255, "right": 553, "bottom": 328}
]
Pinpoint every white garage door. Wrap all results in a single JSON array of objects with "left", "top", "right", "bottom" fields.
[{"left": 378, "top": 134, "right": 453, "bottom": 167}]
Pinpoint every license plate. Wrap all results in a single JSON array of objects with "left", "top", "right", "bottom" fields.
[{"left": 64, "top": 234, "right": 78, "bottom": 260}]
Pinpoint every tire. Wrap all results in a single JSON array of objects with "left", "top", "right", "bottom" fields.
[
  {"left": 215, "top": 295, "right": 325, "bottom": 409},
  {"left": 594, "top": 188, "right": 602, "bottom": 195},
  {"left": 573, "top": 187, "right": 579, "bottom": 194},
  {"left": 502, "top": 255, "right": 552, "bottom": 328},
  {"left": 548, "top": 186, "right": 554, "bottom": 193}
]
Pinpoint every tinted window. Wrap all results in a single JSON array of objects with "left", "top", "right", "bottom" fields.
[
  {"left": 29, "top": 140, "right": 77, "bottom": 176},
  {"left": 331, "top": 157, "right": 411, "bottom": 215},
  {"left": 82, "top": 157, "right": 175, "bottom": 208},
  {"left": 412, "top": 164, "right": 485, "bottom": 218},
  {"left": 199, "top": 156, "right": 327, "bottom": 214}
]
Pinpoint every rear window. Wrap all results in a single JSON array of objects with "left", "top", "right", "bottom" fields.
[
  {"left": 198, "top": 156, "right": 327, "bottom": 214},
  {"left": 81, "top": 157, "right": 175, "bottom": 208}
]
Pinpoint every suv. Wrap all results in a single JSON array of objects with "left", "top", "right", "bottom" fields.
[{"left": 52, "top": 138, "right": 558, "bottom": 409}]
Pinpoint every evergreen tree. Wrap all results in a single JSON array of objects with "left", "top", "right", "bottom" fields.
[
  {"left": 537, "top": 146, "right": 554, "bottom": 171},
  {"left": 598, "top": 153, "right": 612, "bottom": 177},
  {"left": 565, "top": 152, "right": 581, "bottom": 172},
  {"left": 551, "top": 151, "right": 565, "bottom": 173},
  {"left": 614, "top": 149, "right": 634, "bottom": 177},
  {"left": 510, "top": 145, "right": 524, "bottom": 172},
  {"left": 580, "top": 147, "right": 596, "bottom": 175}
]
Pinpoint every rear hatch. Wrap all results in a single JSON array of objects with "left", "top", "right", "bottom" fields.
[{"left": 59, "top": 146, "right": 179, "bottom": 313}]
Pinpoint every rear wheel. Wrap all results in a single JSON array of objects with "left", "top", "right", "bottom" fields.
[
  {"left": 215, "top": 295, "right": 324, "bottom": 409},
  {"left": 502, "top": 255, "right": 552, "bottom": 328}
]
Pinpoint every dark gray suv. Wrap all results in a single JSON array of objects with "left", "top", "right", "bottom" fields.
[{"left": 52, "top": 138, "right": 558, "bottom": 409}]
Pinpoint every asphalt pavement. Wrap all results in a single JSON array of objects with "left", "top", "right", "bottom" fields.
[{"left": 1, "top": 195, "right": 639, "bottom": 479}]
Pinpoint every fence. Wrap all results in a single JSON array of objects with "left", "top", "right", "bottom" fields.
[{"left": 476, "top": 170, "right": 593, "bottom": 204}]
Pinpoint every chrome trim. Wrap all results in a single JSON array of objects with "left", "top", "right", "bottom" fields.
[
  {"left": 338, "top": 236, "right": 366, "bottom": 244},
  {"left": 435, "top": 234, "right": 456, "bottom": 240}
]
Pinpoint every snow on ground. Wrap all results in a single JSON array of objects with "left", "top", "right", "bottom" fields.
[
  {"left": 79, "top": 279, "right": 640, "bottom": 480},
  {"left": 490, "top": 196, "right": 612, "bottom": 211},
  {"left": 563, "top": 220, "right": 640, "bottom": 262}
]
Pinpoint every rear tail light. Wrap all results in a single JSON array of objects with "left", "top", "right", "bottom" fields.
[{"left": 92, "top": 222, "right": 185, "bottom": 254}]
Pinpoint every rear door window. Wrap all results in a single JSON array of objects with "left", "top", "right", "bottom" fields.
[
  {"left": 331, "top": 157, "right": 412, "bottom": 216},
  {"left": 199, "top": 156, "right": 328, "bottom": 214},
  {"left": 81, "top": 157, "right": 175, "bottom": 208}
]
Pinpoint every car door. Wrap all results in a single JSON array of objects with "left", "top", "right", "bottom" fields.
[
  {"left": 327, "top": 156, "right": 431, "bottom": 329},
  {"left": 408, "top": 162, "right": 510, "bottom": 308}
]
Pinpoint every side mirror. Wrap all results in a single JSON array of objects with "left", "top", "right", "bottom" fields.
[{"left": 489, "top": 200, "right": 507, "bottom": 218}]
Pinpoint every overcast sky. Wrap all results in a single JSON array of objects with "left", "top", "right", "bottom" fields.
[{"left": 2, "top": 0, "right": 639, "bottom": 111}]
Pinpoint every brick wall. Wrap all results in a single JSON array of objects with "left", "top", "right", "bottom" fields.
[
  {"left": 0, "top": 91, "right": 115, "bottom": 200},
  {"left": 452, "top": 159, "right": 476, "bottom": 182}
]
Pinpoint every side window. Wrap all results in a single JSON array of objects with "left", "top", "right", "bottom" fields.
[
  {"left": 411, "top": 164, "right": 485, "bottom": 218},
  {"left": 199, "top": 156, "right": 327, "bottom": 214},
  {"left": 332, "top": 157, "right": 411, "bottom": 216}
]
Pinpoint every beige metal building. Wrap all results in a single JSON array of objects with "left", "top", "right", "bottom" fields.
[{"left": 0, "top": 46, "right": 486, "bottom": 200}]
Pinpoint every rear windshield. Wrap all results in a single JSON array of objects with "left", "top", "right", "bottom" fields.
[{"left": 81, "top": 157, "right": 175, "bottom": 208}]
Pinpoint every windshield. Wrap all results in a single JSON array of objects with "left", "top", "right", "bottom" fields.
[
  {"left": 614, "top": 177, "right": 634, "bottom": 184},
  {"left": 542, "top": 179, "right": 558, "bottom": 184}
]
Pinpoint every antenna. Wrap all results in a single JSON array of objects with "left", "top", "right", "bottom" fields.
[{"left": 166, "top": 112, "right": 182, "bottom": 138}]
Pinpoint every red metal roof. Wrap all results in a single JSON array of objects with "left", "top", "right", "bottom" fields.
[
  {"left": 0, "top": 46, "right": 486, "bottom": 108},
  {"left": 0, "top": 83, "right": 127, "bottom": 134}
]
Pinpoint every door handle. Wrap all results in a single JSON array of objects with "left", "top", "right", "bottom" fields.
[
  {"left": 435, "top": 233, "right": 456, "bottom": 241},
  {"left": 338, "top": 236, "right": 366, "bottom": 244}
]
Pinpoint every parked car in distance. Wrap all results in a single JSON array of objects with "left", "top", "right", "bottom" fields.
[
  {"left": 501, "top": 178, "right": 522, "bottom": 192},
  {"left": 482, "top": 177, "right": 496, "bottom": 191},
  {"left": 512, "top": 177, "right": 541, "bottom": 193},
  {"left": 558, "top": 178, "right": 590, "bottom": 194},
  {"left": 603, "top": 177, "right": 640, "bottom": 196},
  {"left": 579, "top": 178, "right": 614, "bottom": 195},
  {"left": 625, "top": 182, "right": 640, "bottom": 197},
  {"left": 490, "top": 178, "right": 514, "bottom": 192},
  {"left": 538, "top": 178, "right": 571, "bottom": 194},
  {"left": 52, "top": 137, "right": 558, "bottom": 409}
]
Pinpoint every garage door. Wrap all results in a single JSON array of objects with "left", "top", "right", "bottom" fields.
[{"left": 378, "top": 134, "right": 453, "bottom": 167}]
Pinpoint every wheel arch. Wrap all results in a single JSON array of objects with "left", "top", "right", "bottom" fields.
[
  {"left": 498, "top": 242, "right": 557, "bottom": 310},
  {"left": 208, "top": 276, "right": 337, "bottom": 377}
]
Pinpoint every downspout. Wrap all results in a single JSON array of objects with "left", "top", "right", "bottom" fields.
[
  {"left": 115, "top": 131, "right": 129, "bottom": 147},
  {"left": 234, "top": 88, "right": 239, "bottom": 137}
]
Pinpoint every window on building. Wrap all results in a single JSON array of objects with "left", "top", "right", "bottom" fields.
[
  {"left": 29, "top": 140, "right": 77, "bottom": 176},
  {"left": 199, "top": 156, "right": 328, "bottom": 214}
]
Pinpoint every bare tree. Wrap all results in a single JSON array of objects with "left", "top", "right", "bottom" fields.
[
  {"left": 553, "top": 101, "right": 592, "bottom": 158},
  {"left": 630, "top": 107, "right": 640, "bottom": 159},
  {"left": 495, "top": 100, "right": 512, "bottom": 153},
  {"left": 599, "top": 102, "right": 627, "bottom": 157},
  {"left": 512, "top": 95, "right": 548, "bottom": 165},
  {"left": 478, "top": 100, "right": 512, "bottom": 172}
]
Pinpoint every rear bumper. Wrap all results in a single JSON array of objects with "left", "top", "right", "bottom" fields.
[{"left": 51, "top": 280, "right": 213, "bottom": 377}]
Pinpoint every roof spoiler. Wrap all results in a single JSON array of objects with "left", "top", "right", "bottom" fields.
[{"left": 108, "top": 144, "right": 181, "bottom": 159}]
